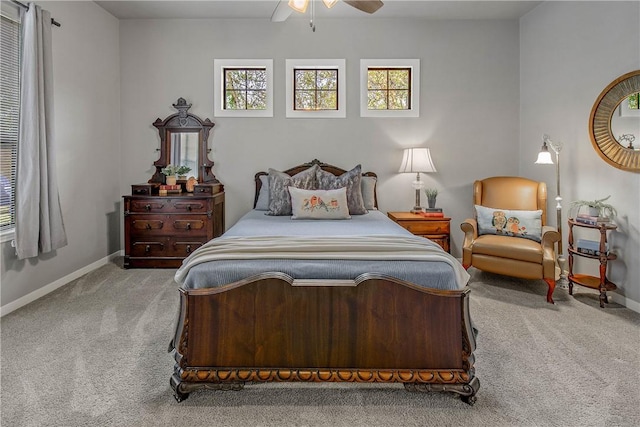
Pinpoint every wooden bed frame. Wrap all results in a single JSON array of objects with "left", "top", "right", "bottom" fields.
[{"left": 169, "top": 160, "right": 480, "bottom": 405}]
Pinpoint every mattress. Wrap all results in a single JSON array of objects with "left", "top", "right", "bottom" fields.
[{"left": 178, "top": 210, "right": 469, "bottom": 290}]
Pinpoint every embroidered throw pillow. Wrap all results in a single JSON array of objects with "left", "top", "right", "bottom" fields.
[
  {"left": 361, "top": 175, "right": 377, "bottom": 210},
  {"left": 316, "top": 165, "right": 367, "bottom": 215},
  {"left": 288, "top": 187, "right": 351, "bottom": 220},
  {"left": 267, "top": 165, "right": 319, "bottom": 216},
  {"left": 475, "top": 205, "right": 543, "bottom": 242}
]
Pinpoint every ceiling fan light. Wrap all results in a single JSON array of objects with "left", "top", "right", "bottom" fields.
[
  {"left": 322, "top": 0, "right": 339, "bottom": 8},
  {"left": 288, "top": 0, "right": 309, "bottom": 13}
]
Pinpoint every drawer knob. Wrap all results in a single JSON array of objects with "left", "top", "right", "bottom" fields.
[
  {"left": 187, "top": 205, "right": 192, "bottom": 211},
  {"left": 145, "top": 204, "right": 151, "bottom": 211},
  {"left": 186, "top": 245, "right": 192, "bottom": 253},
  {"left": 186, "top": 223, "right": 191, "bottom": 230},
  {"left": 146, "top": 223, "right": 151, "bottom": 230},
  {"left": 145, "top": 245, "right": 150, "bottom": 253}
]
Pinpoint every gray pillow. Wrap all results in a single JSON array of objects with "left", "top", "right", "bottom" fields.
[
  {"left": 361, "top": 175, "right": 377, "bottom": 210},
  {"left": 255, "top": 175, "right": 269, "bottom": 210},
  {"left": 267, "top": 164, "right": 319, "bottom": 216},
  {"left": 316, "top": 164, "right": 367, "bottom": 215}
]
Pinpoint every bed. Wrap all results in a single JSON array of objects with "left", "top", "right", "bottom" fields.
[{"left": 168, "top": 160, "right": 480, "bottom": 405}]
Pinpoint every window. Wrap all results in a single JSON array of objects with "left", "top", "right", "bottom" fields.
[
  {"left": 367, "top": 68, "right": 411, "bottom": 110},
  {"left": 214, "top": 59, "right": 273, "bottom": 117},
  {"left": 293, "top": 68, "right": 338, "bottom": 110},
  {"left": 0, "top": 12, "right": 20, "bottom": 238},
  {"left": 360, "top": 59, "right": 420, "bottom": 118},
  {"left": 286, "top": 59, "right": 346, "bottom": 119}
]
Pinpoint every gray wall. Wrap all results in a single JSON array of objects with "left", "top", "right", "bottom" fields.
[
  {"left": 520, "top": 1, "right": 640, "bottom": 306},
  {"left": 0, "top": 1, "right": 121, "bottom": 307},
  {"left": 119, "top": 17, "right": 521, "bottom": 256},
  {"left": 3, "top": 2, "right": 638, "bottom": 312}
]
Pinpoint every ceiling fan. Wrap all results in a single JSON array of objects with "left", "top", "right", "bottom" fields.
[{"left": 272, "top": 0, "right": 384, "bottom": 25}]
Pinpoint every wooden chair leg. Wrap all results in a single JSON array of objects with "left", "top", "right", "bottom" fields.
[
  {"left": 544, "top": 278, "right": 555, "bottom": 304},
  {"left": 462, "top": 264, "right": 470, "bottom": 270}
]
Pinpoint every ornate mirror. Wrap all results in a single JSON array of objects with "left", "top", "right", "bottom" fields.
[
  {"left": 589, "top": 70, "right": 640, "bottom": 172},
  {"left": 150, "top": 98, "right": 220, "bottom": 184}
]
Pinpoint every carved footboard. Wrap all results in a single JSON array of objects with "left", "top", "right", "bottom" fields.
[{"left": 169, "top": 272, "right": 479, "bottom": 404}]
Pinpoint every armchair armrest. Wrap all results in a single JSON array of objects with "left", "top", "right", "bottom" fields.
[
  {"left": 541, "top": 226, "right": 561, "bottom": 247},
  {"left": 460, "top": 218, "right": 478, "bottom": 246},
  {"left": 460, "top": 219, "right": 477, "bottom": 269}
]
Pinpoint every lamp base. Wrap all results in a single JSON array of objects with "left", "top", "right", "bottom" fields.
[{"left": 410, "top": 206, "right": 424, "bottom": 213}]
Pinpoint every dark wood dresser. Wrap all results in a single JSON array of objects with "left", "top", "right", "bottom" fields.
[{"left": 123, "top": 192, "right": 224, "bottom": 268}]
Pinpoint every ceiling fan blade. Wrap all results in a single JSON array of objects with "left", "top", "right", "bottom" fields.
[
  {"left": 271, "top": 0, "right": 294, "bottom": 22},
  {"left": 343, "top": 0, "right": 384, "bottom": 14}
]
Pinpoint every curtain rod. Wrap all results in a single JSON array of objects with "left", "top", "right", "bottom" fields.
[{"left": 9, "top": 0, "right": 61, "bottom": 27}]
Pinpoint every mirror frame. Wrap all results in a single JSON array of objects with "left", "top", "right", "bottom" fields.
[
  {"left": 589, "top": 70, "right": 640, "bottom": 172},
  {"left": 150, "top": 98, "right": 219, "bottom": 184}
]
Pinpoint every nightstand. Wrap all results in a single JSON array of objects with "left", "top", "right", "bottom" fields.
[{"left": 387, "top": 212, "right": 451, "bottom": 253}]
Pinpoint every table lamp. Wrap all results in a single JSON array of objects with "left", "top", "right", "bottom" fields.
[{"left": 399, "top": 147, "right": 437, "bottom": 213}]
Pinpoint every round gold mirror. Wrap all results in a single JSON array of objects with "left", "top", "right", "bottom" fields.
[{"left": 589, "top": 70, "right": 640, "bottom": 172}]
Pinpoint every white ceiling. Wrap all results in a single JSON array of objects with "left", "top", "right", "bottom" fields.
[{"left": 95, "top": 0, "right": 542, "bottom": 21}]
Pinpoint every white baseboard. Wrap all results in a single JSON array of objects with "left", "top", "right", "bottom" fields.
[
  {"left": 610, "top": 292, "right": 640, "bottom": 314},
  {"left": 0, "top": 250, "right": 123, "bottom": 317}
]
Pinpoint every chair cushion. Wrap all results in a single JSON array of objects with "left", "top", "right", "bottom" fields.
[{"left": 471, "top": 234, "right": 543, "bottom": 264}]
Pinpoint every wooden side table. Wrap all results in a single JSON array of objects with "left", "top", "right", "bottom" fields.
[{"left": 387, "top": 212, "right": 451, "bottom": 253}]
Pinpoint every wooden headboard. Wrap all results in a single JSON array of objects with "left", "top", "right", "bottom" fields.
[{"left": 254, "top": 159, "right": 378, "bottom": 209}]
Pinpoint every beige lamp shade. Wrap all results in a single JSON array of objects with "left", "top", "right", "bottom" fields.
[{"left": 399, "top": 148, "right": 437, "bottom": 173}]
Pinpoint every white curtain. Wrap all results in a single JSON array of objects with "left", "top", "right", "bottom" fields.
[{"left": 15, "top": 3, "right": 67, "bottom": 259}]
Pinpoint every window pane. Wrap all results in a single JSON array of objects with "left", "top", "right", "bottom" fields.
[
  {"left": 367, "top": 91, "right": 387, "bottom": 110},
  {"left": 246, "top": 90, "right": 266, "bottom": 110},
  {"left": 368, "top": 70, "right": 387, "bottom": 89},
  {"left": 317, "top": 91, "right": 337, "bottom": 110},
  {"left": 389, "top": 69, "right": 410, "bottom": 89},
  {"left": 295, "top": 90, "right": 316, "bottom": 110},
  {"left": 225, "top": 90, "right": 246, "bottom": 109},
  {"left": 388, "top": 90, "right": 410, "bottom": 110},
  {"left": 246, "top": 69, "right": 266, "bottom": 90},
  {"left": 225, "top": 69, "right": 246, "bottom": 89},
  {"left": 295, "top": 70, "right": 316, "bottom": 89},
  {"left": 629, "top": 93, "right": 639, "bottom": 110},
  {"left": 316, "top": 69, "right": 337, "bottom": 90}
]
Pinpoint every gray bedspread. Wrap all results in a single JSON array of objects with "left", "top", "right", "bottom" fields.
[{"left": 180, "top": 210, "right": 466, "bottom": 290}]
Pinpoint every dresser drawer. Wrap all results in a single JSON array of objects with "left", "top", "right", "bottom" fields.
[
  {"left": 129, "top": 215, "right": 209, "bottom": 237},
  {"left": 130, "top": 237, "right": 206, "bottom": 257},
  {"left": 400, "top": 220, "right": 450, "bottom": 235},
  {"left": 128, "top": 198, "right": 209, "bottom": 214}
]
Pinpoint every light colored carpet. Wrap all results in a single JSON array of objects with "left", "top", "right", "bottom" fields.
[{"left": 1, "top": 260, "right": 639, "bottom": 427}]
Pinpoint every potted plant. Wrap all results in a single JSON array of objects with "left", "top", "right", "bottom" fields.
[
  {"left": 424, "top": 188, "right": 438, "bottom": 209},
  {"left": 570, "top": 195, "right": 617, "bottom": 220},
  {"left": 161, "top": 164, "right": 179, "bottom": 185},
  {"left": 176, "top": 165, "right": 192, "bottom": 180}
]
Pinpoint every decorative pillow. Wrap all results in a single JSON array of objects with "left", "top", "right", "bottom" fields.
[
  {"left": 288, "top": 187, "right": 351, "bottom": 220},
  {"left": 254, "top": 175, "right": 269, "bottom": 210},
  {"left": 267, "top": 165, "right": 319, "bottom": 216},
  {"left": 361, "top": 175, "right": 377, "bottom": 210},
  {"left": 475, "top": 205, "right": 543, "bottom": 242},
  {"left": 316, "top": 165, "right": 367, "bottom": 215}
]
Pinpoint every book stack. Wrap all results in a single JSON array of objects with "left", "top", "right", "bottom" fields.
[
  {"left": 419, "top": 208, "right": 444, "bottom": 218},
  {"left": 575, "top": 213, "right": 609, "bottom": 226},
  {"left": 158, "top": 184, "right": 182, "bottom": 196},
  {"left": 576, "top": 238, "right": 608, "bottom": 256}
]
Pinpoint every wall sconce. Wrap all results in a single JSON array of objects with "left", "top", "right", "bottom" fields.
[{"left": 399, "top": 147, "right": 437, "bottom": 213}]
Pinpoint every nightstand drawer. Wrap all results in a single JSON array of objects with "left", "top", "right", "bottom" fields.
[{"left": 401, "top": 220, "right": 450, "bottom": 235}]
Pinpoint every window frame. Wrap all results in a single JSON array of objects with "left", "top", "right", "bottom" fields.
[
  {"left": 360, "top": 59, "right": 420, "bottom": 118},
  {"left": 214, "top": 59, "right": 273, "bottom": 117},
  {"left": 286, "top": 59, "right": 346, "bottom": 119},
  {"left": 0, "top": 5, "right": 20, "bottom": 243}
]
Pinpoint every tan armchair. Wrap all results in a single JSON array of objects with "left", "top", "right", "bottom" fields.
[{"left": 460, "top": 177, "right": 561, "bottom": 303}]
